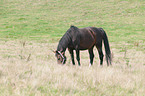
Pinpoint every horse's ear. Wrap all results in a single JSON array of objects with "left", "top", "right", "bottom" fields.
[
  {"left": 52, "top": 50, "right": 56, "bottom": 53},
  {"left": 55, "top": 51, "right": 59, "bottom": 54}
]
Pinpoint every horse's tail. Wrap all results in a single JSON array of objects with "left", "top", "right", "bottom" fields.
[{"left": 99, "top": 28, "right": 112, "bottom": 65}]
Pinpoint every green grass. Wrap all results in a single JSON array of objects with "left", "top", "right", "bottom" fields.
[{"left": 0, "top": 0, "right": 144, "bottom": 43}]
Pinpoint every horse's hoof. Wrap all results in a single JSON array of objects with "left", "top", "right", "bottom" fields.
[{"left": 89, "top": 63, "right": 92, "bottom": 67}]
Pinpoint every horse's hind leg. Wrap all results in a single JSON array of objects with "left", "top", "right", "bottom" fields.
[
  {"left": 88, "top": 47, "right": 94, "bottom": 66},
  {"left": 96, "top": 42, "right": 104, "bottom": 66}
]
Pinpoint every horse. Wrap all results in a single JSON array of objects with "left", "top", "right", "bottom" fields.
[{"left": 54, "top": 25, "right": 112, "bottom": 66}]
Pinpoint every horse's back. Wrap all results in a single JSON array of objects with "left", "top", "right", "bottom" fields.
[{"left": 78, "top": 27, "right": 99, "bottom": 50}]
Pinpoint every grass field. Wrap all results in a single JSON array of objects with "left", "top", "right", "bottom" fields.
[{"left": 0, "top": 0, "right": 145, "bottom": 96}]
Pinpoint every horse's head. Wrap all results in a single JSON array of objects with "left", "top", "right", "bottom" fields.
[{"left": 54, "top": 51, "right": 66, "bottom": 64}]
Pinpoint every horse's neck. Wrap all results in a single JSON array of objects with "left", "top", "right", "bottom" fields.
[
  {"left": 57, "top": 32, "right": 72, "bottom": 52},
  {"left": 57, "top": 43, "right": 66, "bottom": 52},
  {"left": 57, "top": 38, "right": 69, "bottom": 52}
]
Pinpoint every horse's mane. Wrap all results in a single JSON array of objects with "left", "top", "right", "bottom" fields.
[{"left": 57, "top": 25, "right": 80, "bottom": 51}]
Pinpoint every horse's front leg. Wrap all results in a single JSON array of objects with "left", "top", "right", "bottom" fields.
[
  {"left": 76, "top": 49, "right": 80, "bottom": 66},
  {"left": 68, "top": 48, "right": 75, "bottom": 65}
]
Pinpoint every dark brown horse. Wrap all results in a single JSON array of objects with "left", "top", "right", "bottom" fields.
[{"left": 54, "top": 25, "right": 111, "bottom": 66}]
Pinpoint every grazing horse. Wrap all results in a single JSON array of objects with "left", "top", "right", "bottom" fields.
[{"left": 54, "top": 25, "right": 111, "bottom": 66}]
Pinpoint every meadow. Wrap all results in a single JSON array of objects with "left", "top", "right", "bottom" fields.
[{"left": 0, "top": 0, "right": 145, "bottom": 95}]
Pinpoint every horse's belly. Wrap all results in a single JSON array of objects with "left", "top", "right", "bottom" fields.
[{"left": 79, "top": 37, "right": 95, "bottom": 50}]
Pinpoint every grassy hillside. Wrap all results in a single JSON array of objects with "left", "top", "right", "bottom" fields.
[
  {"left": 0, "top": 0, "right": 145, "bottom": 96},
  {"left": 0, "top": 0, "right": 144, "bottom": 42}
]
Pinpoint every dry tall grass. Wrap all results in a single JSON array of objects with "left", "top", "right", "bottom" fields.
[{"left": 0, "top": 40, "right": 144, "bottom": 96}]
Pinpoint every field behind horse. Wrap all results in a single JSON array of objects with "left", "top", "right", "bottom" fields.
[{"left": 0, "top": 0, "right": 145, "bottom": 96}]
